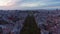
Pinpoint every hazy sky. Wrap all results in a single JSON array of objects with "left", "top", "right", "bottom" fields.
[{"left": 0, "top": 0, "right": 60, "bottom": 10}]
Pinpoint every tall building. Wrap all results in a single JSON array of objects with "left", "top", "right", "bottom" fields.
[{"left": 20, "top": 14, "right": 40, "bottom": 34}]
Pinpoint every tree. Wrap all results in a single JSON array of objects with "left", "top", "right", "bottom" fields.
[{"left": 20, "top": 14, "right": 40, "bottom": 34}]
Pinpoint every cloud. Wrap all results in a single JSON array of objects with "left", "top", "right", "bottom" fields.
[
  {"left": 20, "top": 3, "right": 38, "bottom": 7},
  {"left": 0, "top": 0, "right": 60, "bottom": 10}
]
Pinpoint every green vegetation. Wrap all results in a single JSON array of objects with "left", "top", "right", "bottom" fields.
[{"left": 20, "top": 15, "right": 40, "bottom": 34}]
